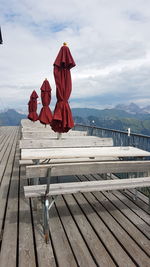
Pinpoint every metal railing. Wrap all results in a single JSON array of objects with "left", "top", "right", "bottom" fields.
[
  {"left": 74, "top": 124, "right": 150, "bottom": 198},
  {"left": 74, "top": 124, "right": 150, "bottom": 152}
]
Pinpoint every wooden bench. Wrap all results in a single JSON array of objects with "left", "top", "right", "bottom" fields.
[
  {"left": 19, "top": 136, "right": 113, "bottom": 149},
  {"left": 22, "top": 130, "right": 87, "bottom": 139}
]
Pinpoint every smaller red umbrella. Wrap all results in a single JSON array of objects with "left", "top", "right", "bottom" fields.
[
  {"left": 28, "top": 90, "right": 39, "bottom": 121},
  {"left": 38, "top": 79, "right": 53, "bottom": 125}
]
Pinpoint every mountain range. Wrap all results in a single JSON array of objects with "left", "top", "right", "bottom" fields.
[
  {"left": 0, "top": 109, "right": 26, "bottom": 126},
  {"left": 115, "top": 102, "right": 150, "bottom": 114},
  {"left": 1, "top": 103, "right": 150, "bottom": 135}
]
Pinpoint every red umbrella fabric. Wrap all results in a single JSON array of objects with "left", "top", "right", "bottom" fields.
[
  {"left": 38, "top": 79, "right": 53, "bottom": 125},
  {"left": 0, "top": 27, "right": 3, "bottom": 44},
  {"left": 51, "top": 43, "right": 76, "bottom": 133},
  {"left": 28, "top": 90, "right": 39, "bottom": 121}
]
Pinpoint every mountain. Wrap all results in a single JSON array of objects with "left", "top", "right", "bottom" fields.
[
  {"left": 115, "top": 102, "right": 150, "bottom": 114},
  {"left": 1, "top": 104, "right": 150, "bottom": 135},
  {"left": 72, "top": 105, "right": 150, "bottom": 135},
  {"left": 0, "top": 109, "right": 26, "bottom": 126}
]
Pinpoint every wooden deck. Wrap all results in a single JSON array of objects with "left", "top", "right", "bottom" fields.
[{"left": 0, "top": 126, "right": 150, "bottom": 267}]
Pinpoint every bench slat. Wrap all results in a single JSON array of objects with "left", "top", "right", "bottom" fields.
[
  {"left": 24, "top": 177, "right": 150, "bottom": 198},
  {"left": 21, "top": 146, "right": 150, "bottom": 160},
  {"left": 26, "top": 160, "right": 150, "bottom": 178},
  {"left": 22, "top": 131, "right": 87, "bottom": 139},
  {"left": 19, "top": 137, "right": 113, "bottom": 149}
]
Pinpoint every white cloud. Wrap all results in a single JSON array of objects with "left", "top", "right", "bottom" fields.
[{"left": 0, "top": 0, "right": 150, "bottom": 110}]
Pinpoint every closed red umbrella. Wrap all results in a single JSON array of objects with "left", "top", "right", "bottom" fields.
[
  {"left": 0, "top": 28, "right": 3, "bottom": 44},
  {"left": 28, "top": 90, "right": 39, "bottom": 121},
  {"left": 51, "top": 43, "right": 76, "bottom": 133},
  {"left": 0, "top": 27, "right": 3, "bottom": 44},
  {"left": 38, "top": 79, "right": 53, "bottom": 125}
]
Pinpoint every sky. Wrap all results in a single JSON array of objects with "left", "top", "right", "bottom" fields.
[{"left": 1, "top": 0, "right": 150, "bottom": 113}]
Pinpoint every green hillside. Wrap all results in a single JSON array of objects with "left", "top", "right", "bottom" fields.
[
  {"left": 72, "top": 108, "right": 150, "bottom": 135},
  {"left": 1, "top": 107, "right": 150, "bottom": 135}
]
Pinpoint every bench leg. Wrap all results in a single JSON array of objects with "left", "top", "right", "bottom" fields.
[
  {"left": 42, "top": 196, "right": 58, "bottom": 243},
  {"left": 43, "top": 198, "right": 50, "bottom": 243},
  {"left": 133, "top": 188, "right": 138, "bottom": 201}
]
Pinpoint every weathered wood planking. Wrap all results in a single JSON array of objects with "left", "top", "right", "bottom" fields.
[
  {"left": 22, "top": 127, "right": 58, "bottom": 132},
  {"left": 19, "top": 137, "right": 113, "bottom": 148},
  {"left": 104, "top": 189, "right": 150, "bottom": 239},
  {"left": 21, "top": 119, "right": 48, "bottom": 128},
  {"left": 22, "top": 130, "right": 87, "bottom": 139},
  {"left": 92, "top": 173, "right": 150, "bottom": 239},
  {"left": 26, "top": 160, "right": 150, "bottom": 178},
  {"left": 19, "top": 166, "right": 37, "bottom": 267},
  {"left": 60, "top": 194, "right": 116, "bottom": 266},
  {"left": 112, "top": 190, "right": 150, "bottom": 225},
  {"left": 31, "top": 201, "right": 57, "bottom": 267},
  {"left": 0, "top": 130, "right": 20, "bottom": 267},
  {"left": 78, "top": 174, "right": 150, "bottom": 256},
  {"left": 21, "top": 146, "right": 150, "bottom": 160},
  {"left": 20, "top": 156, "right": 118, "bottom": 166},
  {"left": 24, "top": 177, "right": 150, "bottom": 198},
  {"left": 48, "top": 204, "right": 78, "bottom": 267},
  {"left": 0, "top": 127, "right": 18, "bottom": 184},
  {"left": 75, "top": 192, "right": 150, "bottom": 266},
  {"left": 0, "top": 128, "right": 19, "bottom": 240},
  {"left": 55, "top": 195, "right": 114, "bottom": 267},
  {"left": 122, "top": 190, "right": 150, "bottom": 214},
  {"left": 0, "top": 127, "right": 16, "bottom": 160},
  {"left": 70, "top": 193, "right": 136, "bottom": 266}
]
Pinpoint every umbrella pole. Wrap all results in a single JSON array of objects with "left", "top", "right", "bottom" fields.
[{"left": 57, "top": 133, "right": 62, "bottom": 139}]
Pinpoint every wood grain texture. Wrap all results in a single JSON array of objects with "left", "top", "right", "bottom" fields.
[{"left": 24, "top": 177, "right": 150, "bottom": 197}]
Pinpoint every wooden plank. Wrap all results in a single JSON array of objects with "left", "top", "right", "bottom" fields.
[
  {"left": 0, "top": 136, "right": 19, "bottom": 267},
  {"left": 19, "top": 166, "right": 37, "bottom": 267},
  {"left": 31, "top": 200, "right": 57, "bottom": 267},
  {"left": 122, "top": 190, "right": 150, "bottom": 214},
  {"left": 92, "top": 190, "right": 150, "bottom": 256},
  {"left": 0, "top": 128, "right": 19, "bottom": 239},
  {"left": 0, "top": 128, "right": 17, "bottom": 184},
  {"left": 91, "top": 173, "right": 150, "bottom": 235},
  {"left": 0, "top": 127, "right": 16, "bottom": 163},
  {"left": 112, "top": 190, "right": 150, "bottom": 225},
  {"left": 48, "top": 204, "right": 78, "bottom": 267},
  {"left": 20, "top": 156, "right": 118, "bottom": 166},
  {"left": 21, "top": 146, "right": 150, "bottom": 160},
  {"left": 24, "top": 177, "right": 150, "bottom": 198},
  {"left": 100, "top": 188, "right": 150, "bottom": 238},
  {"left": 19, "top": 137, "right": 113, "bottom": 148},
  {"left": 73, "top": 192, "right": 135, "bottom": 266},
  {"left": 63, "top": 194, "right": 116, "bottom": 266},
  {"left": 79, "top": 173, "right": 150, "bottom": 256},
  {"left": 21, "top": 119, "right": 45, "bottom": 128},
  {"left": 78, "top": 192, "right": 150, "bottom": 266},
  {"left": 22, "top": 131, "right": 87, "bottom": 139},
  {"left": 55, "top": 196, "right": 98, "bottom": 267},
  {"left": 26, "top": 160, "right": 150, "bottom": 178},
  {"left": 22, "top": 127, "right": 59, "bottom": 132}
]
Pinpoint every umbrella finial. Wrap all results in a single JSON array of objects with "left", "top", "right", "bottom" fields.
[
  {"left": 45, "top": 78, "right": 47, "bottom": 80},
  {"left": 63, "top": 42, "right": 67, "bottom": 46}
]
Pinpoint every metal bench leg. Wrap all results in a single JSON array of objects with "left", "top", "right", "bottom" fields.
[
  {"left": 43, "top": 198, "right": 50, "bottom": 243},
  {"left": 42, "top": 167, "right": 58, "bottom": 243},
  {"left": 133, "top": 188, "right": 138, "bottom": 201},
  {"left": 42, "top": 196, "right": 58, "bottom": 243}
]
